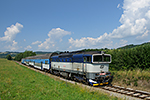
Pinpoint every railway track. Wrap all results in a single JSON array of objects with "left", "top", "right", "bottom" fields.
[
  {"left": 102, "top": 85, "right": 150, "bottom": 100},
  {"left": 16, "top": 61, "right": 150, "bottom": 100}
]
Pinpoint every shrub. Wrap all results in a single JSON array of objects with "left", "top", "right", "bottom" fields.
[{"left": 6, "top": 54, "right": 12, "bottom": 60}]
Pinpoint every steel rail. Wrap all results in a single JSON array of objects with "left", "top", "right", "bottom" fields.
[{"left": 102, "top": 85, "right": 150, "bottom": 99}]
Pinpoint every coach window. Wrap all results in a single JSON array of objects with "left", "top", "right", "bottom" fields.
[{"left": 45, "top": 60, "right": 48, "bottom": 64}]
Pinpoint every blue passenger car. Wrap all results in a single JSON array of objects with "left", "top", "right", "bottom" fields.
[{"left": 22, "top": 53, "right": 57, "bottom": 71}]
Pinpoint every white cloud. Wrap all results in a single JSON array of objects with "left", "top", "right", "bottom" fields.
[
  {"left": 69, "top": 33, "right": 110, "bottom": 49},
  {"left": 117, "top": 4, "right": 120, "bottom": 8},
  {"left": 145, "top": 10, "right": 150, "bottom": 19},
  {"left": 38, "top": 28, "right": 71, "bottom": 49},
  {"left": 6, "top": 40, "right": 19, "bottom": 51},
  {"left": 136, "top": 30, "right": 149, "bottom": 40},
  {"left": 0, "top": 22, "right": 23, "bottom": 42},
  {"left": 110, "top": 0, "right": 150, "bottom": 39},
  {"left": 69, "top": 0, "right": 150, "bottom": 49},
  {"left": 24, "top": 39, "right": 26, "bottom": 42},
  {"left": 25, "top": 45, "right": 32, "bottom": 50},
  {"left": 120, "top": 39, "right": 128, "bottom": 45},
  {"left": 32, "top": 41, "right": 41, "bottom": 45},
  {"left": 0, "top": 22, "right": 23, "bottom": 51}
]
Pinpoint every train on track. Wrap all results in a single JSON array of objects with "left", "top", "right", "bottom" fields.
[{"left": 21, "top": 51, "right": 113, "bottom": 86}]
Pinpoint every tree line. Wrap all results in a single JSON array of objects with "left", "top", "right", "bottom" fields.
[
  {"left": 84, "top": 43, "right": 150, "bottom": 70},
  {"left": 6, "top": 43, "right": 150, "bottom": 71},
  {"left": 107, "top": 44, "right": 150, "bottom": 70},
  {"left": 6, "top": 50, "right": 36, "bottom": 61}
]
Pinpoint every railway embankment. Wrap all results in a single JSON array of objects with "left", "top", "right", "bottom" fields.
[{"left": 111, "top": 70, "right": 150, "bottom": 92}]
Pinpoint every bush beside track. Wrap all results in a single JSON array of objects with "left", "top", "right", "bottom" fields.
[{"left": 0, "top": 58, "right": 118, "bottom": 100}]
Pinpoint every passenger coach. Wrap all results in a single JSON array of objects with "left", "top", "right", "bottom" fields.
[{"left": 21, "top": 53, "right": 58, "bottom": 71}]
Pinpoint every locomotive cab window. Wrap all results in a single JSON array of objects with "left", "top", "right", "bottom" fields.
[
  {"left": 93, "top": 54, "right": 111, "bottom": 63},
  {"left": 104, "top": 55, "right": 110, "bottom": 62},
  {"left": 93, "top": 55, "right": 102, "bottom": 62}
]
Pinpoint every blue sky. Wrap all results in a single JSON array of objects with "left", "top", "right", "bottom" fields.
[{"left": 0, "top": 0, "right": 150, "bottom": 52}]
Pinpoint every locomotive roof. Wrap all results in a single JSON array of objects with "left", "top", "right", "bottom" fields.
[
  {"left": 77, "top": 51, "right": 104, "bottom": 54},
  {"left": 53, "top": 51, "right": 105, "bottom": 58},
  {"left": 70, "top": 50, "right": 104, "bottom": 54},
  {"left": 23, "top": 51, "right": 105, "bottom": 59},
  {"left": 24, "top": 52, "right": 58, "bottom": 59}
]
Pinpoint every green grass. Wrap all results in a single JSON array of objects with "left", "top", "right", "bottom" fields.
[{"left": 0, "top": 59, "right": 118, "bottom": 100}]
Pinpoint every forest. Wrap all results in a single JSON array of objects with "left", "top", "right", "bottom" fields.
[{"left": 108, "top": 43, "right": 150, "bottom": 70}]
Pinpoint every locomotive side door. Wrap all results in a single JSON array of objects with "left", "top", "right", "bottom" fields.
[{"left": 83, "top": 57, "right": 87, "bottom": 73}]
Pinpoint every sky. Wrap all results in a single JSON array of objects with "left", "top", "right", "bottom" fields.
[{"left": 0, "top": 0, "right": 150, "bottom": 52}]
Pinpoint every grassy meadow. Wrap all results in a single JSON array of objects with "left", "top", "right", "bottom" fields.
[{"left": 0, "top": 58, "right": 118, "bottom": 100}]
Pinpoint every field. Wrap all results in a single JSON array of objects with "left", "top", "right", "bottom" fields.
[{"left": 0, "top": 58, "right": 118, "bottom": 100}]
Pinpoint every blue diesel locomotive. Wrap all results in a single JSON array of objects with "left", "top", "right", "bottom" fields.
[{"left": 21, "top": 51, "right": 113, "bottom": 86}]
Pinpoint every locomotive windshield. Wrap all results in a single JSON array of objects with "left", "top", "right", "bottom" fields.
[{"left": 92, "top": 54, "right": 111, "bottom": 63}]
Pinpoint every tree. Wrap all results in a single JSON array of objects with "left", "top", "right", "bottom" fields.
[
  {"left": 23, "top": 50, "right": 36, "bottom": 58},
  {"left": 14, "top": 53, "right": 23, "bottom": 61},
  {"left": 6, "top": 54, "right": 12, "bottom": 60},
  {"left": 14, "top": 50, "right": 36, "bottom": 61}
]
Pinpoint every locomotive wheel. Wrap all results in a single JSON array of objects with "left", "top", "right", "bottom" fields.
[{"left": 84, "top": 81, "right": 89, "bottom": 85}]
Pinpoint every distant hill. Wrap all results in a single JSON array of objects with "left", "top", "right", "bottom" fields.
[
  {"left": 0, "top": 51, "right": 20, "bottom": 58},
  {"left": 0, "top": 51, "right": 52, "bottom": 58},
  {"left": 117, "top": 42, "right": 150, "bottom": 49}
]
